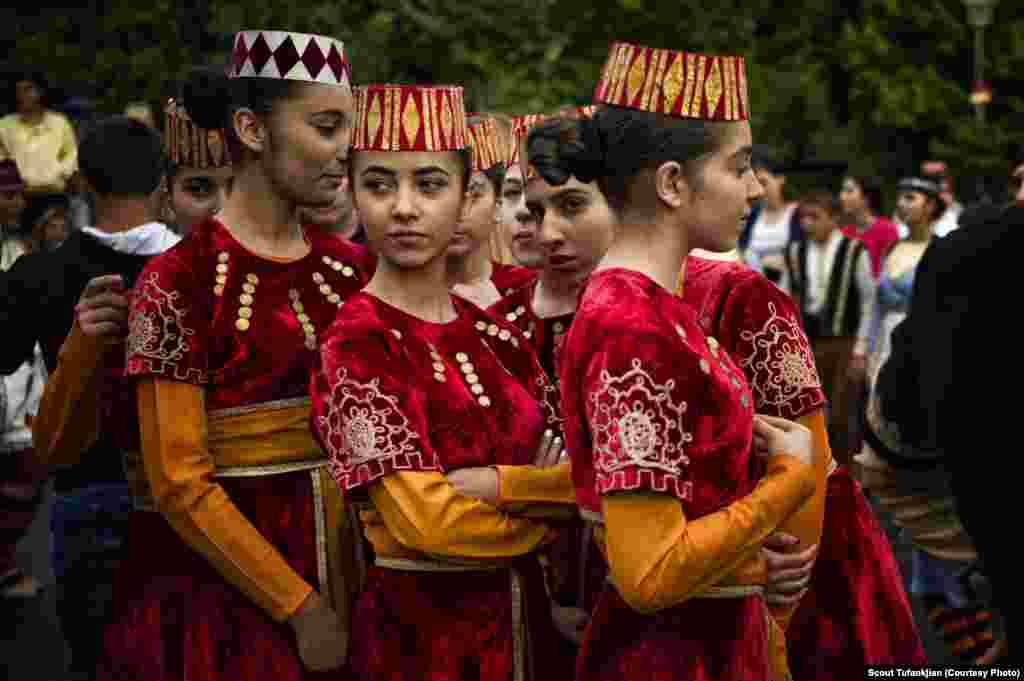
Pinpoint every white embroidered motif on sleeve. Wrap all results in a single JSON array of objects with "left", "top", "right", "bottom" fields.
[
  {"left": 127, "top": 271, "right": 205, "bottom": 382},
  {"left": 320, "top": 367, "right": 436, "bottom": 490},
  {"left": 589, "top": 358, "right": 693, "bottom": 500},
  {"left": 738, "top": 301, "right": 823, "bottom": 417}
]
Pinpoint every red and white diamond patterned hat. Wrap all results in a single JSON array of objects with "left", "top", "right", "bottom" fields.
[{"left": 229, "top": 31, "right": 351, "bottom": 90}]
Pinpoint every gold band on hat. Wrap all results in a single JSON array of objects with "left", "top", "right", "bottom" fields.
[
  {"left": 164, "top": 99, "right": 230, "bottom": 169},
  {"left": 594, "top": 42, "right": 748, "bottom": 121},
  {"left": 508, "top": 113, "right": 548, "bottom": 174},
  {"left": 352, "top": 85, "right": 469, "bottom": 152},
  {"left": 467, "top": 116, "right": 507, "bottom": 172}
]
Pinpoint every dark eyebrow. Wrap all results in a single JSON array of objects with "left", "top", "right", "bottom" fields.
[
  {"left": 414, "top": 166, "right": 451, "bottom": 177},
  {"left": 526, "top": 187, "right": 586, "bottom": 207},
  {"left": 360, "top": 166, "right": 397, "bottom": 178},
  {"left": 504, "top": 179, "right": 524, "bottom": 189},
  {"left": 310, "top": 110, "right": 349, "bottom": 125},
  {"left": 551, "top": 187, "right": 588, "bottom": 200},
  {"left": 359, "top": 166, "right": 452, "bottom": 178}
]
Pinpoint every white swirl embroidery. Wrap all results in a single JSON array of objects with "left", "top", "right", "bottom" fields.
[
  {"left": 126, "top": 271, "right": 205, "bottom": 382},
  {"left": 738, "top": 301, "right": 823, "bottom": 417},
  {"left": 589, "top": 358, "right": 693, "bottom": 500},
  {"left": 319, "top": 367, "right": 436, "bottom": 490}
]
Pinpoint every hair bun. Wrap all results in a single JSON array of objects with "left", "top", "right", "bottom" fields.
[
  {"left": 182, "top": 66, "right": 230, "bottom": 131},
  {"left": 526, "top": 116, "right": 606, "bottom": 187}
]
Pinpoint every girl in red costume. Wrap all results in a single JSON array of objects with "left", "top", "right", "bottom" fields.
[
  {"left": 448, "top": 114, "right": 534, "bottom": 307},
  {"left": 311, "top": 84, "right": 567, "bottom": 681},
  {"left": 682, "top": 253, "right": 927, "bottom": 678},
  {"left": 102, "top": 31, "right": 371, "bottom": 680},
  {"left": 555, "top": 42, "right": 817, "bottom": 680},
  {"left": 486, "top": 111, "right": 613, "bottom": 634}
]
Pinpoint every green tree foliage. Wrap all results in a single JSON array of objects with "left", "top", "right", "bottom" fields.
[{"left": 5, "top": 0, "right": 1022, "bottom": 199}]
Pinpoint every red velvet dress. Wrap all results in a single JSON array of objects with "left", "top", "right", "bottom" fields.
[
  {"left": 489, "top": 283, "right": 606, "bottom": 611},
  {"left": 98, "top": 218, "right": 373, "bottom": 681},
  {"left": 560, "top": 268, "right": 773, "bottom": 681},
  {"left": 490, "top": 262, "right": 537, "bottom": 297},
  {"left": 311, "top": 292, "right": 562, "bottom": 681},
  {"left": 683, "top": 256, "right": 927, "bottom": 676}
]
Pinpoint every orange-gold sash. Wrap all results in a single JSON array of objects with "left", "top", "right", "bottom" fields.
[
  {"left": 123, "top": 397, "right": 365, "bottom": 617},
  {"left": 583, "top": 509, "right": 791, "bottom": 681}
]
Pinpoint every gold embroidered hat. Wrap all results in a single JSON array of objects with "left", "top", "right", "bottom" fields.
[
  {"left": 164, "top": 98, "right": 230, "bottom": 169},
  {"left": 229, "top": 31, "right": 351, "bottom": 90},
  {"left": 352, "top": 85, "right": 469, "bottom": 152},
  {"left": 594, "top": 42, "right": 748, "bottom": 121},
  {"left": 508, "top": 114, "right": 547, "bottom": 169},
  {"left": 466, "top": 115, "right": 507, "bottom": 172}
]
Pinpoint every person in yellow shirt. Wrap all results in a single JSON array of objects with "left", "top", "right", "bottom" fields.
[{"left": 0, "top": 72, "right": 78, "bottom": 194}]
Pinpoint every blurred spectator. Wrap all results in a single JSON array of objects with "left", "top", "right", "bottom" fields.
[
  {"left": 63, "top": 96, "right": 100, "bottom": 142},
  {"left": 62, "top": 96, "right": 101, "bottom": 232},
  {"left": 20, "top": 192, "right": 69, "bottom": 252},
  {"left": 740, "top": 147, "right": 802, "bottom": 290},
  {"left": 0, "top": 117, "right": 173, "bottom": 680},
  {"left": 1006, "top": 144, "right": 1024, "bottom": 207},
  {"left": 922, "top": 161, "right": 962, "bottom": 237},
  {"left": 838, "top": 173, "right": 899, "bottom": 278},
  {"left": 0, "top": 159, "right": 27, "bottom": 257},
  {"left": 787, "top": 190, "right": 874, "bottom": 463},
  {"left": 860, "top": 200, "right": 1020, "bottom": 665},
  {"left": 0, "top": 158, "right": 48, "bottom": 608},
  {"left": 0, "top": 70, "right": 78, "bottom": 194},
  {"left": 123, "top": 102, "right": 157, "bottom": 130}
]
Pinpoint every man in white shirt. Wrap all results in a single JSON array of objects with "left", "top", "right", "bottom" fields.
[{"left": 787, "top": 190, "right": 875, "bottom": 461}]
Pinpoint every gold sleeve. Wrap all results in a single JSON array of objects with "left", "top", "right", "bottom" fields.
[
  {"left": 494, "top": 462, "right": 578, "bottom": 519},
  {"left": 368, "top": 471, "right": 555, "bottom": 560},
  {"left": 768, "top": 409, "right": 832, "bottom": 628},
  {"left": 602, "top": 454, "right": 815, "bottom": 615},
  {"left": 32, "top": 323, "right": 108, "bottom": 467},
  {"left": 138, "top": 378, "right": 313, "bottom": 622}
]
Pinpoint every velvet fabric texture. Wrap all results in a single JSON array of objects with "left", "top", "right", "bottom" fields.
[
  {"left": 490, "top": 262, "right": 538, "bottom": 297},
  {"left": 349, "top": 558, "right": 563, "bottom": 681},
  {"left": 786, "top": 468, "right": 927, "bottom": 675},
  {"left": 578, "top": 585, "right": 770, "bottom": 681},
  {"left": 559, "top": 268, "right": 770, "bottom": 679},
  {"left": 313, "top": 293, "right": 557, "bottom": 486},
  {"left": 683, "top": 257, "right": 825, "bottom": 421},
  {"left": 96, "top": 474, "right": 347, "bottom": 681},
  {"left": 489, "top": 283, "right": 601, "bottom": 677},
  {"left": 311, "top": 293, "right": 560, "bottom": 680},
  {"left": 126, "top": 217, "right": 374, "bottom": 409},
  {"left": 562, "top": 269, "right": 758, "bottom": 517},
  {"left": 99, "top": 219, "right": 374, "bottom": 681},
  {"left": 488, "top": 284, "right": 604, "bottom": 604},
  {"left": 489, "top": 280, "right": 571, "bottom": 396},
  {"left": 682, "top": 256, "right": 926, "bottom": 672}
]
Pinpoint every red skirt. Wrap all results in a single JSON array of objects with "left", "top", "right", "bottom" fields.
[
  {"left": 576, "top": 585, "right": 771, "bottom": 681},
  {"left": 349, "top": 558, "right": 562, "bottom": 681},
  {"left": 96, "top": 471, "right": 351, "bottom": 681},
  {"left": 787, "top": 467, "right": 927, "bottom": 679}
]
